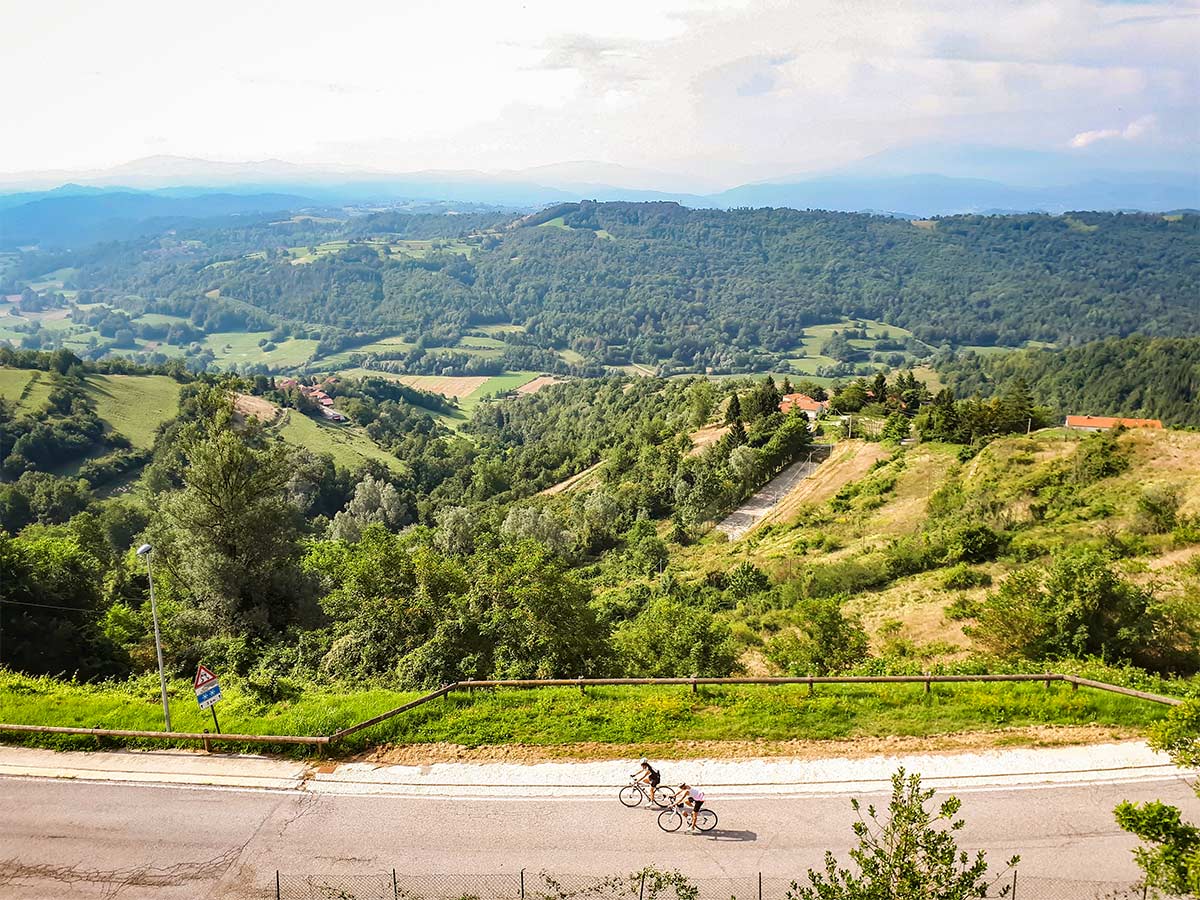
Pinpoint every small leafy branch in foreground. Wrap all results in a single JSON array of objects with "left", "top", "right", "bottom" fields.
[
  {"left": 1114, "top": 699, "right": 1200, "bottom": 896},
  {"left": 788, "top": 768, "right": 1018, "bottom": 900}
]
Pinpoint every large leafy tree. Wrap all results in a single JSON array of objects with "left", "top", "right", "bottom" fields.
[
  {"left": 790, "top": 769, "right": 1018, "bottom": 900},
  {"left": 150, "top": 401, "right": 313, "bottom": 639}
]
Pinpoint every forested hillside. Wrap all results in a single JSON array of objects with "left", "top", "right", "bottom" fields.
[
  {"left": 3, "top": 204, "right": 1195, "bottom": 378},
  {"left": 937, "top": 336, "right": 1200, "bottom": 426}
]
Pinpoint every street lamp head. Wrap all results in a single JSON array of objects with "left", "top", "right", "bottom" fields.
[{"left": 136, "top": 543, "right": 152, "bottom": 556}]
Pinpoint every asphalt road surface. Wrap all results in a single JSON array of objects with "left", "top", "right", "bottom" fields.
[{"left": 3, "top": 775, "right": 1199, "bottom": 899}]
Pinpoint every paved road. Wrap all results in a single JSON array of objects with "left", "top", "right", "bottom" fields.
[
  {"left": 2, "top": 775, "right": 1198, "bottom": 898},
  {"left": 716, "top": 456, "right": 823, "bottom": 539}
]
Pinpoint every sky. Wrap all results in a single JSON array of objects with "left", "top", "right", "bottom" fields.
[{"left": 2, "top": 0, "right": 1197, "bottom": 188}]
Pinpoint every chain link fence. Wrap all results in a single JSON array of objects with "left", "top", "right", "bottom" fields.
[{"left": 273, "top": 870, "right": 1163, "bottom": 900}]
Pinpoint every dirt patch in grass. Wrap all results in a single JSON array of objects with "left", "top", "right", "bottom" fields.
[
  {"left": 233, "top": 392, "right": 282, "bottom": 425},
  {"left": 517, "top": 375, "right": 568, "bottom": 395},
  {"left": 688, "top": 424, "right": 731, "bottom": 457},
  {"left": 539, "top": 461, "right": 603, "bottom": 496},
  {"left": 758, "top": 440, "right": 889, "bottom": 529},
  {"left": 353, "top": 724, "right": 1144, "bottom": 764}
]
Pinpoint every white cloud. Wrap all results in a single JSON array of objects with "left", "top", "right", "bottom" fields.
[
  {"left": 1070, "top": 114, "right": 1159, "bottom": 148},
  {"left": 1, "top": 0, "right": 1195, "bottom": 182}
]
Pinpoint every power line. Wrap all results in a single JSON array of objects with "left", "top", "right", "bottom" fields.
[{"left": 0, "top": 598, "right": 98, "bottom": 613}]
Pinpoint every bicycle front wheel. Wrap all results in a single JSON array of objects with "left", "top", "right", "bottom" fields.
[
  {"left": 657, "top": 808, "right": 683, "bottom": 832},
  {"left": 618, "top": 785, "right": 643, "bottom": 808},
  {"left": 696, "top": 809, "right": 718, "bottom": 832}
]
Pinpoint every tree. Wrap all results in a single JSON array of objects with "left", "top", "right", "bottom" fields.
[
  {"left": 330, "top": 474, "right": 406, "bottom": 542},
  {"left": 1114, "top": 700, "right": 1200, "bottom": 895},
  {"left": 728, "top": 445, "right": 763, "bottom": 492},
  {"left": 969, "top": 550, "right": 1195, "bottom": 673},
  {"left": 0, "top": 530, "right": 125, "bottom": 678},
  {"left": 765, "top": 597, "right": 869, "bottom": 676},
  {"left": 724, "top": 393, "right": 743, "bottom": 424},
  {"left": 502, "top": 505, "right": 573, "bottom": 555},
  {"left": 150, "top": 424, "right": 311, "bottom": 639},
  {"left": 434, "top": 505, "right": 475, "bottom": 556},
  {"left": 880, "top": 412, "right": 910, "bottom": 443},
  {"left": 789, "top": 769, "right": 1018, "bottom": 900},
  {"left": 687, "top": 380, "right": 716, "bottom": 428},
  {"left": 613, "top": 597, "right": 738, "bottom": 677}
]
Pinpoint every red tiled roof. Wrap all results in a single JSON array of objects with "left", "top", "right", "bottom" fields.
[
  {"left": 1065, "top": 415, "right": 1163, "bottom": 430},
  {"left": 780, "top": 393, "right": 826, "bottom": 413}
]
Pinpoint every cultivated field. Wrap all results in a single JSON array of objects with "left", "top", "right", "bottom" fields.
[{"left": 516, "top": 375, "right": 567, "bottom": 394}]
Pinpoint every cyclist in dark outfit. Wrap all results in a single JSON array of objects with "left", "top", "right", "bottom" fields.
[{"left": 633, "top": 757, "right": 661, "bottom": 794}]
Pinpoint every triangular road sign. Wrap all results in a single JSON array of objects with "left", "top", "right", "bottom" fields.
[{"left": 194, "top": 664, "right": 217, "bottom": 690}]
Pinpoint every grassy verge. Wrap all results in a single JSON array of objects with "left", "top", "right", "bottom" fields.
[{"left": 0, "top": 671, "right": 1172, "bottom": 757}]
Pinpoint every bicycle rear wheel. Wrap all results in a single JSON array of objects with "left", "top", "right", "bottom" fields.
[
  {"left": 651, "top": 786, "right": 674, "bottom": 808},
  {"left": 657, "top": 808, "right": 683, "bottom": 832},
  {"left": 696, "top": 809, "right": 718, "bottom": 832},
  {"left": 618, "top": 785, "right": 643, "bottom": 808}
]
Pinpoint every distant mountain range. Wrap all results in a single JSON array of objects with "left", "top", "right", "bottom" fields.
[{"left": 1, "top": 149, "right": 1196, "bottom": 248}]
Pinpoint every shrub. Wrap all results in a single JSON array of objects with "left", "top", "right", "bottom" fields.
[
  {"left": 885, "top": 536, "right": 943, "bottom": 578},
  {"left": 725, "top": 561, "right": 771, "bottom": 600},
  {"left": 945, "top": 595, "right": 981, "bottom": 620},
  {"left": 797, "top": 556, "right": 890, "bottom": 599},
  {"left": 942, "top": 564, "right": 992, "bottom": 590},
  {"left": 1136, "top": 484, "right": 1183, "bottom": 534},
  {"left": 613, "top": 598, "right": 739, "bottom": 677},
  {"left": 970, "top": 550, "right": 1198, "bottom": 674},
  {"left": 944, "top": 523, "right": 1004, "bottom": 563},
  {"left": 764, "top": 597, "right": 869, "bottom": 675}
]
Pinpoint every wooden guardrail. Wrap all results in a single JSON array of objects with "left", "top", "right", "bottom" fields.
[{"left": 0, "top": 672, "right": 1182, "bottom": 751}]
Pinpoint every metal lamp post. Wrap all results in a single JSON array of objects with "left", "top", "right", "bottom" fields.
[{"left": 136, "top": 543, "right": 172, "bottom": 732}]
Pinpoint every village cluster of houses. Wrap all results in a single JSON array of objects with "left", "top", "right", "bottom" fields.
[{"left": 276, "top": 377, "right": 347, "bottom": 422}]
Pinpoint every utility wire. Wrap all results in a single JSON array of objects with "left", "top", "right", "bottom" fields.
[{"left": 0, "top": 598, "right": 98, "bottom": 613}]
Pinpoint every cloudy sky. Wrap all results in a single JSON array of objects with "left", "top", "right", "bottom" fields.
[{"left": 3, "top": 0, "right": 1196, "bottom": 187}]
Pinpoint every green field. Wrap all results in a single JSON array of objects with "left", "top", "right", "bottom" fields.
[
  {"left": 0, "top": 367, "right": 51, "bottom": 410},
  {"left": 0, "top": 671, "right": 1171, "bottom": 756},
  {"left": 477, "top": 323, "right": 526, "bottom": 336},
  {"left": 459, "top": 335, "right": 506, "bottom": 350},
  {"left": 276, "top": 410, "right": 402, "bottom": 472},
  {"left": 557, "top": 348, "right": 586, "bottom": 365},
  {"left": 202, "top": 332, "right": 319, "bottom": 367},
  {"left": 782, "top": 317, "right": 931, "bottom": 374},
  {"left": 85, "top": 374, "right": 182, "bottom": 448},
  {"left": 317, "top": 335, "right": 415, "bottom": 366},
  {"left": 135, "top": 313, "right": 191, "bottom": 327}
]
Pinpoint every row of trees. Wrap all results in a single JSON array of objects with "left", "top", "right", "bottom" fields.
[{"left": 34, "top": 203, "right": 1198, "bottom": 377}]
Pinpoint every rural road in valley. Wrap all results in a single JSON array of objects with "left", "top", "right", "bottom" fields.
[{"left": 2, "top": 769, "right": 1198, "bottom": 898}]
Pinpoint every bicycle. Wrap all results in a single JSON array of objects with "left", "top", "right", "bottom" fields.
[
  {"left": 618, "top": 778, "right": 673, "bottom": 809},
  {"left": 657, "top": 801, "right": 717, "bottom": 833}
]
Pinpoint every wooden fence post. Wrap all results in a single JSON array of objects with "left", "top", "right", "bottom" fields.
[
  {"left": 521, "top": 869, "right": 526, "bottom": 900},
  {"left": 393, "top": 869, "right": 399, "bottom": 900},
  {"left": 275, "top": 870, "right": 281, "bottom": 900}
]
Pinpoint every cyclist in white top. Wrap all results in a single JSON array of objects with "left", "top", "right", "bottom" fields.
[{"left": 673, "top": 782, "right": 705, "bottom": 831}]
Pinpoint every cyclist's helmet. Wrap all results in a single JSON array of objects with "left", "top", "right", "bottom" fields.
[{"left": 639, "top": 757, "right": 648, "bottom": 765}]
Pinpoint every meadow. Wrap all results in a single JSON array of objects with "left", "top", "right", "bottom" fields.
[{"left": 0, "top": 670, "right": 1173, "bottom": 757}]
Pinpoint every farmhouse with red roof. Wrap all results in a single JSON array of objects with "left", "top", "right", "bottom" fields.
[
  {"left": 1064, "top": 415, "right": 1163, "bottom": 431},
  {"left": 779, "top": 393, "right": 828, "bottom": 422}
]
